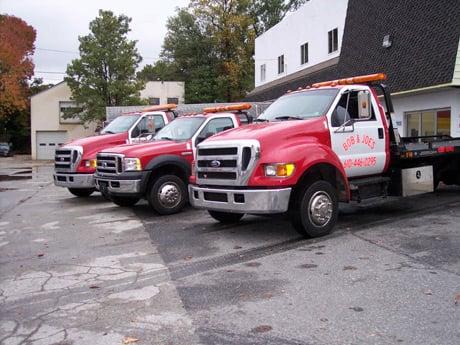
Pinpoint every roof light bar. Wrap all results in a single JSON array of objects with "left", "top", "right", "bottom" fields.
[
  {"left": 142, "top": 103, "right": 178, "bottom": 112},
  {"left": 203, "top": 103, "right": 252, "bottom": 113},
  {"left": 311, "top": 73, "right": 387, "bottom": 88}
]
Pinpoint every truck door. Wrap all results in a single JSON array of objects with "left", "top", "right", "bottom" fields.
[{"left": 329, "top": 89, "right": 387, "bottom": 178}]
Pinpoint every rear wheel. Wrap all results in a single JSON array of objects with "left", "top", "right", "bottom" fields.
[
  {"left": 147, "top": 175, "right": 187, "bottom": 215},
  {"left": 208, "top": 210, "right": 244, "bottom": 223},
  {"left": 68, "top": 188, "right": 94, "bottom": 197},
  {"left": 111, "top": 196, "right": 140, "bottom": 207},
  {"left": 291, "top": 180, "right": 338, "bottom": 238}
]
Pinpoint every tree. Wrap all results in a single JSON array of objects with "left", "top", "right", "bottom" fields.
[
  {"left": 0, "top": 15, "right": 36, "bottom": 120},
  {"left": 137, "top": 60, "right": 182, "bottom": 82},
  {"left": 65, "top": 10, "right": 144, "bottom": 123},
  {"left": 249, "top": 0, "right": 308, "bottom": 36}
]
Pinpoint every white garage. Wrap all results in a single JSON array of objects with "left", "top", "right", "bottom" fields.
[{"left": 36, "top": 131, "right": 68, "bottom": 160}]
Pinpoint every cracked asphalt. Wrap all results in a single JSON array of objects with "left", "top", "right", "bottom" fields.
[{"left": 1, "top": 156, "right": 459, "bottom": 345}]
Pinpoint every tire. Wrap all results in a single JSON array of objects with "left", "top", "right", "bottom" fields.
[
  {"left": 147, "top": 175, "right": 187, "bottom": 215},
  {"left": 99, "top": 187, "right": 112, "bottom": 201},
  {"left": 208, "top": 210, "right": 244, "bottom": 224},
  {"left": 291, "top": 180, "right": 339, "bottom": 238},
  {"left": 111, "top": 196, "right": 140, "bottom": 207},
  {"left": 68, "top": 188, "right": 95, "bottom": 197}
]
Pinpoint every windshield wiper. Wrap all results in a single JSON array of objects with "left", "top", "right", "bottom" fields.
[
  {"left": 158, "top": 136, "right": 174, "bottom": 141},
  {"left": 103, "top": 130, "right": 115, "bottom": 134},
  {"left": 254, "top": 118, "right": 269, "bottom": 122},
  {"left": 274, "top": 115, "right": 303, "bottom": 121}
]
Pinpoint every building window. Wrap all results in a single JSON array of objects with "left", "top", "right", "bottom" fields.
[
  {"left": 328, "top": 28, "right": 338, "bottom": 53},
  {"left": 405, "top": 109, "right": 451, "bottom": 137},
  {"left": 167, "top": 97, "right": 179, "bottom": 105},
  {"left": 260, "top": 64, "right": 266, "bottom": 82},
  {"left": 278, "top": 55, "right": 284, "bottom": 74},
  {"left": 300, "top": 42, "right": 309, "bottom": 65},
  {"left": 148, "top": 97, "right": 160, "bottom": 105},
  {"left": 59, "top": 101, "right": 83, "bottom": 124}
]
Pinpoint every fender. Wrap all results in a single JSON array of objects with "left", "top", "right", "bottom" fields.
[
  {"left": 145, "top": 154, "right": 191, "bottom": 177},
  {"left": 249, "top": 142, "right": 350, "bottom": 200}
]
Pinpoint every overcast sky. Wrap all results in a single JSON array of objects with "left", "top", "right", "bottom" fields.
[{"left": 0, "top": 0, "right": 189, "bottom": 83}]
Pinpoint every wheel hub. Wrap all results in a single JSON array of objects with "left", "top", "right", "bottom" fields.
[
  {"left": 308, "top": 191, "right": 333, "bottom": 227},
  {"left": 158, "top": 182, "right": 181, "bottom": 208}
]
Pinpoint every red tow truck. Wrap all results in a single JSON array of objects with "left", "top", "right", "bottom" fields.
[
  {"left": 53, "top": 104, "right": 177, "bottom": 197},
  {"left": 189, "top": 73, "right": 460, "bottom": 237},
  {"left": 93, "top": 104, "right": 253, "bottom": 214}
]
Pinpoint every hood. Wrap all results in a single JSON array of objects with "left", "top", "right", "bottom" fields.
[
  {"left": 63, "top": 132, "right": 128, "bottom": 158},
  {"left": 100, "top": 139, "right": 190, "bottom": 158},
  {"left": 206, "top": 116, "right": 330, "bottom": 148}
]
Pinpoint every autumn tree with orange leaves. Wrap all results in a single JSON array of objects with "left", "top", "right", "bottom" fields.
[{"left": 0, "top": 15, "right": 36, "bottom": 120}]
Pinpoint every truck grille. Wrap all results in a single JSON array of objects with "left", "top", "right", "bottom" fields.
[
  {"left": 196, "top": 140, "right": 260, "bottom": 186},
  {"left": 55, "top": 147, "right": 81, "bottom": 172},
  {"left": 96, "top": 153, "right": 123, "bottom": 175}
]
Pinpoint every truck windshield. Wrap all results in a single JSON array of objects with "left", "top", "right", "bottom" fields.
[
  {"left": 154, "top": 117, "right": 206, "bottom": 141},
  {"left": 258, "top": 89, "right": 339, "bottom": 121},
  {"left": 101, "top": 114, "right": 141, "bottom": 134}
]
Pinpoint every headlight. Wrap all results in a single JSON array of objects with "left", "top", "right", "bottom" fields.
[
  {"left": 84, "top": 159, "right": 97, "bottom": 168},
  {"left": 264, "top": 163, "right": 295, "bottom": 177},
  {"left": 123, "top": 158, "right": 141, "bottom": 171}
]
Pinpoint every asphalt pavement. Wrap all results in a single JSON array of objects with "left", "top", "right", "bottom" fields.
[{"left": 0, "top": 156, "right": 459, "bottom": 345}]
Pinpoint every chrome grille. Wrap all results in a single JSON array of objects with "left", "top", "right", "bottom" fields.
[
  {"left": 96, "top": 153, "right": 123, "bottom": 175},
  {"left": 196, "top": 140, "right": 260, "bottom": 186},
  {"left": 55, "top": 147, "right": 82, "bottom": 172}
]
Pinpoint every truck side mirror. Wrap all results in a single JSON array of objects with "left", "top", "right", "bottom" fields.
[{"left": 358, "top": 91, "right": 371, "bottom": 119}]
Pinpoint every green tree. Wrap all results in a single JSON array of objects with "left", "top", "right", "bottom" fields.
[
  {"left": 137, "top": 60, "right": 182, "bottom": 82},
  {"left": 65, "top": 10, "right": 144, "bottom": 123}
]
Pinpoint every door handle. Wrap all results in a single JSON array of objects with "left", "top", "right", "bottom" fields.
[{"left": 378, "top": 128, "right": 384, "bottom": 139}]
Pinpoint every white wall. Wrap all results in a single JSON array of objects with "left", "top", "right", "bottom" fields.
[
  {"left": 391, "top": 88, "right": 460, "bottom": 138},
  {"left": 140, "top": 81, "right": 185, "bottom": 104},
  {"left": 31, "top": 83, "right": 97, "bottom": 160},
  {"left": 254, "top": 0, "right": 349, "bottom": 87}
]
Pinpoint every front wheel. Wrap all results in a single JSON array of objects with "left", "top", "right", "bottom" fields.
[
  {"left": 147, "top": 175, "right": 187, "bottom": 215},
  {"left": 291, "top": 180, "right": 338, "bottom": 238},
  {"left": 111, "top": 196, "right": 140, "bottom": 207},
  {"left": 68, "top": 188, "right": 95, "bottom": 197},
  {"left": 208, "top": 210, "right": 244, "bottom": 224}
]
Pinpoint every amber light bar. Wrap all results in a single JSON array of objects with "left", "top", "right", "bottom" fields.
[
  {"left": 203, "top": 103, "right": 252, "bottom": 113},
  {"left": 142, "top": 103, "right": 178, "bottom": 112},
  {"left": 311, "top": 73, "right": 387, "bottom": 88}
]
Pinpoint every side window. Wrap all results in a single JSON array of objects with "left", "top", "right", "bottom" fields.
[
  {"left": 153, "top": 115, "right": 165, "bottom": 130},
  {"left": 331, "top": 91, "right": 375, "bottom": 127},
  {"left": 198, "top": 117, "right": 234, "bottom": 139}
]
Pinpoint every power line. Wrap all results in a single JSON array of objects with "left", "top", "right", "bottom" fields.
[
  {"left": 36, "top": 47, "right": 159, "bottom": 61},
  {"left": 35, "top": 70, "right": 67, "bottom": 74}
]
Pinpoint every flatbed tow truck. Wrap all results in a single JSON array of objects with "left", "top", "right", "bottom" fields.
[{"left": 189, "top": 73, "right": 460, "bottom": 237}]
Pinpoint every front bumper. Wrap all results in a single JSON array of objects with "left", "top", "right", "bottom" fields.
[
  {"left": 94, "top": 171, "right": 149, "bottom": 197},
  {"left": 53, "top": 173, "right": 94, "bottom": 189},
  {"left": 189, "top": 185, "right": 292, "bottom": 214}
]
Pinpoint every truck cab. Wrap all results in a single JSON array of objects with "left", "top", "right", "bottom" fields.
[
  {"left": 53, "top": 104, "right": 177, "bottom": 197},
  {"left": 190, "top": 74, "right": 460, "bottom": 237},
  {"left": 94, "top": 104, "right": 252, "bottom": 214}
]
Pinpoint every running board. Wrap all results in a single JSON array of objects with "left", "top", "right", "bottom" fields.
[{"left": 349, "top": 176, "right": 391, "bottom": 202}]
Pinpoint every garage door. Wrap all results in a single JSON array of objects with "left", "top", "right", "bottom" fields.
[{"left": 36, "top": 131, "right": 68, "bottom": 160}]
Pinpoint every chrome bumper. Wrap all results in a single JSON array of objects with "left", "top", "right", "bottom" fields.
[
  {"left": 95, "top": 177, "right": 142, "bottom": 194},
  {"left": 53, "top": 173, "right": 94, "bottom": 189},
  {"left": 189, "top": 185, "right": 292, "bottom": 214}
]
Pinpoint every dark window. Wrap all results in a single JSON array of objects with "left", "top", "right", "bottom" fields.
[
  {"left": 148, "top": 97, "right": 160, "bottom": 105},
  {"left": 328, "top": 28, "right": 338, "bottom": 53},
  {"left": 300, "top": 42, "right": 309, "bottom": 65},
  {"left": 278, "top": 55, "right": 284, "bottom": 74},
  {"left": 167, "top": 97, "right": 179, "bottom": 104},
  {"left": 198, "top": 117, "right": 234, "bottom": 139}
]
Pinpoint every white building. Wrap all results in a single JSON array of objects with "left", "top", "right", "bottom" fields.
[
  {"left": 31, "top": 81, "right": 185, "bottom": 159},
  {"left": 247, "top": 0, "right": 460, "bottom": 138}
]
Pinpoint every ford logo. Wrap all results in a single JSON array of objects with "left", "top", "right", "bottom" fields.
[
  {"left": 210, "top": 160, "right": 221, "bottom": 168},
  {"left": 102, "top": 162, "right": 108, "bottom": 168},
  {"left": 60, "top": 157, "right": 64, "bottom": 161}
]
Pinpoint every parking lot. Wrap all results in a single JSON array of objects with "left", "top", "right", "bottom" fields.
[{"left": 1, "top": 158, "right": 459, "bottom": 345}]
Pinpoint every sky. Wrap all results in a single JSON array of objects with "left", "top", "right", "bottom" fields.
[{"left": 0, "top": 0, "right": 189, "bottom": 84}]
